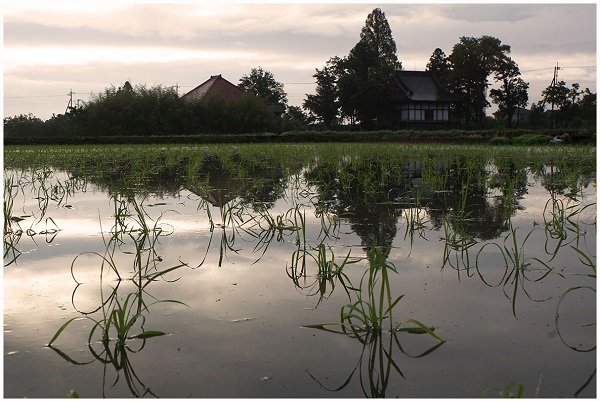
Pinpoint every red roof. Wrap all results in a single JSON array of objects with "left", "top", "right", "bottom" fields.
[{"left": 182, "top": 75, "right": 246, "bottom": 103}]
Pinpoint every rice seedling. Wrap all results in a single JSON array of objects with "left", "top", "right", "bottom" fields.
[
  {"left": 304, "top": 241, "right": 444, "bottom": 397},
  {"left": 305, "top": 241, "right": 443, "bottom": 343},
  {"left": 49, "top": 308, "right": 161, "bottom": 397},
  {"left": 241, "top": 204, "right": 302, "bottom": 263},
  {"left": 440, "top": 212, "right": 478, "bottom": 275},
  {"left": 403, "top": 207, "right": 429, "bottom": 241},
  {"left": 542, "top": 196, "right": 596, "bottom": 261},
  {"left": 4, "top": 174, "right": 24, "bottom": 265},
  {"left": 476, "top": 223, "right": 554, "bottom": 317},
  {"left": 298, "top": 242, "right": 360, "bottom": 305},
  {"left": 50, "top": 192, "right": 188, "bottom": 351},
  {"left": 554, "top": 285, "right": 596, "bottom": 353}
]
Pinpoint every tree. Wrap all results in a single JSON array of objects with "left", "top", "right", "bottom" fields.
[
  {"left": 336, "top": 8, "right": 401, "bottom": 128},
  {"left": 3, "top": 113, "right": 47, "bottom": 138},
  {"left": 541, "top": 79, "right": 570, "bottom": 128},
  {"left": 448, "top": 35, "right": 511, "bottom": 127},
  {"left": 78, "top": 82, "right": 182, "bottom": 136},
  {"left": 490, "top": 58, "right": 529, "bottom": 127},
  {"left": 281, "top": 105, "right": 311, "bottom": 131},
  {"left": 303, "top": 57, "right": 340, "bottom": 128},
  {"left": 540, "top": 81, "right": 596, "bottom": 128},
  {"left": 426, "top": 48, "right": 451, "bottom": 86},
  {"left": 238, "top": 67, "right": 287, "bottom": 106}
]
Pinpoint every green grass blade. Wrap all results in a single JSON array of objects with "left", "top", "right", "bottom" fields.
[{"left": 47, "top": 317, "right": 83, "bottom": 346}]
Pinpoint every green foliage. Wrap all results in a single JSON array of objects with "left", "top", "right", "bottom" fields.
[
  {"left": 336, "top": 8, "right": 400, "bottom": 128},
  {"left": 490, "top": 58, "right": 529, "bottom": 128},
  {"left": 426, "top": 48, "right": 451, "bottom": 86},
  {"left": 489, "top": 136, "right": 511, "bottom": 145},
  {"left": 185, "top": 93, "right": 278, "bottom": 134},
  {"left": 78, "top": 82, "right": 183, "bottom": 136},
  {"left": 448, "top": 35, "right": 512, "bottom": 127},
  {"left": 4, "top": 114, "right": 47, "bottom": 138},
  {"left": 538, "top": 82, "right": 597, "bottom": 128},
  {"left": 238, "top": 66, "right": 287, "bottom": 105},
  {"left": 511, "top": 133, "right": 552, "bottom": 145},
  {"left": 303, "top": 58, "right": 340, "bottom": 128}
]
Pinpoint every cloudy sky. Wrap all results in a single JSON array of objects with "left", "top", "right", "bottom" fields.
[{"left": 4, "top": 1, "right": 597, "bottom": 120}]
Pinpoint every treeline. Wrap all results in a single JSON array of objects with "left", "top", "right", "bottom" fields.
[
  {"left": 302, "top": 8, "right": 596, "bottom": 131},
  {"left": 4, "top": 82, "right": 311, "bottom": 139},
  {"left": 4, "top": 7, "right": 597, "bottom": 139}
]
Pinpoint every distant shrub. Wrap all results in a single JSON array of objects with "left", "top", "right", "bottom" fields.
[
  {"left": 489, "top": 137, "right": 511, "bottom": 145},
  {"left": 512, "top": 134, "right": 552, "bottom": 145}
]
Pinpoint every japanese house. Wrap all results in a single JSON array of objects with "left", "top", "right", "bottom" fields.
[{"left": 388, "top": 70, "right": 462, "bottom": 127}]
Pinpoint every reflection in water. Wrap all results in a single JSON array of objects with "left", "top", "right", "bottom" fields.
[
  {"left": 304, "top": 243, "right": 445, "bottom": 397},
  {"left": 47, "top": 195, "right": 187, "bottom": 397},
  {"left": 308, "top": 330, "right": 444, "bottom": 398},
  {"left": 4, "top": 144, "right": 596, "bottom": 397}
]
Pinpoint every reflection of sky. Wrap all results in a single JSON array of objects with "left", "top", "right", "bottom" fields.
[{"left": 4, "top": 169, "right": 596, "bottom": 398}]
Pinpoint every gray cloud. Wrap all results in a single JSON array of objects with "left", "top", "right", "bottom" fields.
[
  {"left": 4, "top": 2, "right": 596, "bottom": 120},
  {"left": 436, "top": 4, "right": 537, "bottom": 23}
]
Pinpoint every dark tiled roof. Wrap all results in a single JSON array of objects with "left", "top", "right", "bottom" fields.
[
  {"left": 391, "top": 71, "right": 462, "bottom": 103},
  {"left": 181, "top": 74, "right": 246, "bottom": 103}
]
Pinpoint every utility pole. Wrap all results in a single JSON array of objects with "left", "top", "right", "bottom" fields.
[
  {"left": 65, "top": 89, "right": 74, "bottom": 114},
  {"left": 550, "top": 62, "right": 561, "bottom": 129}
]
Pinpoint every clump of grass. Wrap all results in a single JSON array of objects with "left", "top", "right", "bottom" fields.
[
  {"left": 489, "top": 136, "right": 511, "bottom": 146},
  {"left": 305, "top": 241, "right": 443, "bottom": 342},
  {"left": 49, "top": 194, "right": 187, "bottom": 349},
  {"left": 512, "top": 133, "right": 552, "bottom": 145}
]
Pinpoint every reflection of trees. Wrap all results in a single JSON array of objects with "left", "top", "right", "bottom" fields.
[
  {"left": 426, "top": 156, "right": 526, "bottom": 241},
  {"left": 304, "top": 160, "right": 407, "bottom": 260},
  {"left": 304, "top": 155, "right": 526, "bottom": 261},
  {"left": 535, "top": 163, "right": 596, "bottom": 198},
  {"left": 4, "top": 168, "right": 82, "bottom": 266}
]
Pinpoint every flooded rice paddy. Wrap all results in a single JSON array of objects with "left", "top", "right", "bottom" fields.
[{"left": 3, "top": 143, "right": 596, "bottom": 398}]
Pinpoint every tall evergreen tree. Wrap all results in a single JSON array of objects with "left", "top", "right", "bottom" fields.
[
  {"left": 336, "top": 8, "right": 401, "bottom": 128},
  {"left": 426, "top": 48, "right": 451, "bottom": 86}
]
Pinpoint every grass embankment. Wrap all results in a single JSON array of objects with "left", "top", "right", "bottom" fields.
[{"left": 4, "top": 128, "right": 595, "bottom": 145}]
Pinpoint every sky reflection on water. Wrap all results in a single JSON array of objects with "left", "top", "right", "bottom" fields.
[{"left": 4, "top": 146, "right": 596, "bottom": 398}]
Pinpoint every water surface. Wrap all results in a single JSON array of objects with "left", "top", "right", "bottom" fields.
[{"left": 4, "top": 144, "right": 596, "bottom": 398}]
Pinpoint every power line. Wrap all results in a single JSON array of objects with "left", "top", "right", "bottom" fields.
[
  {"left": 5, "top": 94, "right": 66, "bottom": 99},
  {"left": 6, "top": 91, "right": 94, "bottom": 99}
]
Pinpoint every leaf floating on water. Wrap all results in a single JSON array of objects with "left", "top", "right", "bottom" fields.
[
  {"left": 130, "top": 330, "right": 167, "bottom": 339},
  {"left": 231, "top": 318, "right": 255, "bottom": 323}
]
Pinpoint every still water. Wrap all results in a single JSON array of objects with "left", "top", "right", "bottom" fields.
[{"left": 4, "top": 144, "right": 596, "bottom": 397}]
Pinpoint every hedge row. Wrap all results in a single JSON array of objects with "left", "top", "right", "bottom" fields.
[{"left": 4, "top": 129, "right": 595, "bottom": 146}]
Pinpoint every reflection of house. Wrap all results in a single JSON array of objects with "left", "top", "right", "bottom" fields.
[
  {"left": 388, "top": 70, "right": 462, "bottom": 127},
  {"left": 181, "top": 74, "right": 246, "bottom": 103}
]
